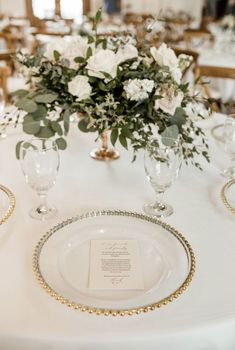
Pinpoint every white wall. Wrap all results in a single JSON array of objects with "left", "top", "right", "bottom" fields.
[{"left": 0, "top": 0, "right": 26, "bottom": 16}]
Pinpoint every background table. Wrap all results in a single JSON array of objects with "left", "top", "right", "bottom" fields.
[{"left": 0, "top": 114, "right": 234, "bottom": 350}]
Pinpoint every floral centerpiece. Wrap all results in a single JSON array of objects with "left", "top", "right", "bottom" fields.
[{"left": 14, "top": 9, "right": 209, "bottom": 168}]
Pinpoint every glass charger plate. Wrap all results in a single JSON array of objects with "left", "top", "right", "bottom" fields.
[
  {"left": 0, "top": 184, "right": 16, "bottom": 225},
  {"left": 221, "top": 180, "right": 235, "bottom": 214},
  {"left": 33, "top": 210, "right": 195, "bottom": 316}
]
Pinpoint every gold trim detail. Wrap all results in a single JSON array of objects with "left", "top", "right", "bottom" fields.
[
  {"left": 0, "top": 184, "right": 16, "bottom": 225},
  {"left": 221, "top": 180, "right": 235, "bottom": 214},
  {"left": 33, "top": 210, "right": 196, "bottom": 316}
]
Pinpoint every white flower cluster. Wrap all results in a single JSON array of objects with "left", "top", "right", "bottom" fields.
[
  {"left": 184, "top": 102, "right": 209, "bottom": 120},
  {"left": 124, "top": 79, "right": 154, "bottom": 101}
]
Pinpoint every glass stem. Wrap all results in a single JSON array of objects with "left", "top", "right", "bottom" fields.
[
  {"left": 154, "top": 191, "right": 165, "bottom": 210},
  {"left": 37, "top": 192, "right": 49, "bottom": 214}
]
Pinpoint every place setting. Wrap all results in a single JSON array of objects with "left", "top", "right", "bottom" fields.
[{"left": 0, "top": 0, "right": 235, "bottom": 347}]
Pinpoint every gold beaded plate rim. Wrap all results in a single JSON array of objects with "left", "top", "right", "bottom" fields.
[
  {"left": 221, "top": 179, "right": 235, "bottom": 214},
  {"left": 0, "top": 184, "right": 16, "bottom": 225},
  {"left": 32, "top": 210, "right": 196, "bottom": 316}
]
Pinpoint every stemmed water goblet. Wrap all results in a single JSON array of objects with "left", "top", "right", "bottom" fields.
[
  {"left": 222, "top": 115, "right": 235, "bottom": 179},
  {"left": 20, "top": 138, "right": 60, "bottom": 220},
  {"left": 143, "top": 137, "right": 182, "bottom": 218}
]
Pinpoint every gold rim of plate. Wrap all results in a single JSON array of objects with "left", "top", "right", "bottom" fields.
[
  {"left": 32, "top": 210, "right": 196, "bottom": 316},
  {"left": 221, "top": 180, "right": 235, "bottom": 214},
  {"left": 0, "top": 184, "right": 16, "bottom": 225}
]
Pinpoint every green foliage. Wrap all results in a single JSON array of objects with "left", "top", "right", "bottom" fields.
[
  {"left": 55, "top": 137, "right": 67, "bottom": 150},
  {"left": 16, "top": 98, "right": 37, "bottom": 113},
  {"left": 110, "top": 129, "right": 118, "bottom": 146},
  {"left": 161, "top": 126, "right": 179, "bottom": 146}
]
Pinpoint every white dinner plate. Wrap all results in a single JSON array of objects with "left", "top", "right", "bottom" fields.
[{"left": 33, "top": 210, "right": 195, "bottom": 316}]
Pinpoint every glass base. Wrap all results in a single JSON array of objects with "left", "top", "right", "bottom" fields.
[
  {"left": 143, "top": 202, "right": 173, "bottom": 218},
  {"left": 29, "top": 205, "right": 57, "bottom": 221},
  {"left": 221, "top": 167, "right": 235, "bottom": 179},
  {"left": 90, "top": 147, "right": 120, "bottom": 161}
]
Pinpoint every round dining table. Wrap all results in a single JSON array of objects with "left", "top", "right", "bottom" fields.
[{"left": 0, "top": 113, "right": 234, "bottom": 350}]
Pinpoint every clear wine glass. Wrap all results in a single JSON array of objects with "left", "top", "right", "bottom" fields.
[
  {"left": 143, "top": 137, "right": 182, "bottom": 218},
  {"left": 222, "top": 115, "right": 235, "bottom": 179},
  {"left": 20, "top": 138, "right": 60, "bottom": 220}
]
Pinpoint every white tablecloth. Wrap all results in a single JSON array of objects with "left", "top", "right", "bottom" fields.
[{"left": 0, "top": 114, "right": 235, "bottom": 350}]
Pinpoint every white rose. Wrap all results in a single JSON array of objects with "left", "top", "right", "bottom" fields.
[
  {"left": 150, "top": 44, "right": 182, "bottom": 83},
  {"left": 44, "top": 38, "right": 66, "bottom": 60},
  {"left": 63, "top": 36, "right": 90, "bottom": 69},
  {"left": 155, "top": 89, "right": 184, "bottom": 115},
  {"left": 68, "top": 75, "right": 92, "bottom": 101},
  {"left": 116, "top": 44, "right": 138, "bottom": 64},
  {"left": 86, "top": 49, "right": 118, "bottom": 80}
]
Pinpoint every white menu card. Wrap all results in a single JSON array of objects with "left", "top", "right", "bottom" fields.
[{"left": 89, "top": 240, "right": 144, "bottom": 290}]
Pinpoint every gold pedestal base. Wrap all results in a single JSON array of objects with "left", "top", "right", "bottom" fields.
[{"left": 90, "top": 147, "right": 120, "bottom": 161}]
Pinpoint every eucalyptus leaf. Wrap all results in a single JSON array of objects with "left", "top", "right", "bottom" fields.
[
  {"left": 170, "top": 107, "right": 187, "bottom": 127},
  {"left": 15, "top": 140, "right": 24, "bottom": 160},
  {"left": 11, "top": 89, "right": 28, "bottom": 98},
  {"left": 30, "top": 104, "right": 47, "bottom": 119},
  {"left": 34, "top": 93, "right": 58, "bottom": 104},
  {"left": 55, "top": 137, "right": 67, "bottom": 150},
  {"left": 78, "top": 118, "right": 90, "bottom": 133},
  {"left": 23, "top": 120, "right": 41, "bottom": 135},
  {"left": 63, "top": 110, "right": 71, "bottom": 135},
  {"left": 161, "top": 125, "right": 179, "bottom": 146},
  {"left": 51, "top": 121, "right": 63, "bottom": 135},
  {"left": 16, "top": 98, "right": 37, "bottom": 113},
  {"left": 35, "top": 126, "right": 55, "bottom": 138}
]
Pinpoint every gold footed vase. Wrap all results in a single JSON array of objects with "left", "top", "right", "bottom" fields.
[{"left": 90, "top": 131, "right": 120, "bottom": 161}]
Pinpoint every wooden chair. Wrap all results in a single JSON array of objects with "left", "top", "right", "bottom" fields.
[
  {"left": 183, "top": 29, "right": 214, "bottom": 49},
  {"left": 195, "top": 65, "right": 235, "bottom": 111},
  {"left": 0, "top": 66, "right": 11, "bottom": 102},
  {"left": 0, "top": 50, "right": 26, "bottom": 103},
  {"left": 172, "top": 47, "right": 199, "bottom": 77}
]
